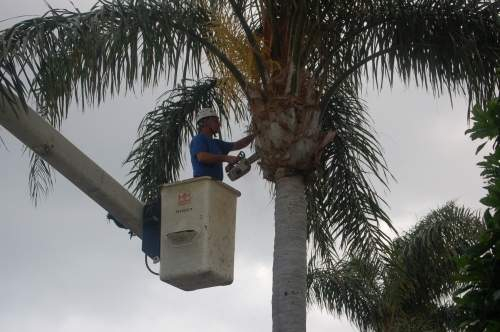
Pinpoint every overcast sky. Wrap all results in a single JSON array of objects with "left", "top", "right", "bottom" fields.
[{"left": 0, "top": 1, "right": 488, "bottom": 332}]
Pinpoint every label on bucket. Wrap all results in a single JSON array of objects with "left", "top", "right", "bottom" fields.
[{"left": 177, "top": 192, "right": 191, "bottom": 206}]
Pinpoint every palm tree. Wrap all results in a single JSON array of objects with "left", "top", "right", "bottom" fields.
[
  {"left": 308, "top": 202, "right": 485, "bottom": 331},
  {"left": 1, "top": 1, "right": 499, "bottom": 331}
]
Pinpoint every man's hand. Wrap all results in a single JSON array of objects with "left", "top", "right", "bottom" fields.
[
  {"left": 232, "top": 134, "right": 254, "bottom": 150},
  {"left": 224, "top": 155, "right": 240, "bottom": 165}
]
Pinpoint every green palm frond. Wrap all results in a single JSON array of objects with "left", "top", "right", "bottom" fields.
[
  {"left": 307, "top": 85, "right": 393, "bottom": 265},
  {"left": 388, "top": 307, "right": 456, "bottom": 332},
  {"left": 27, "top": 150, "right": 54, "bottom": 205},
  {"left": 386, "top": 303, "right": 462, "bottom": 332},
  {"left": 379, "top": 202, "right": 484, "bottom": 331},
  {"left": 125, "top": 78, "right": 247, "bottom": 202},
  {"left": 307, "top": 255, "right": 382, "bottom": 332},
  {"left": 318, "top": 0, "right": 500, "bottom": 109},
  {"left": 25, "top": 107, "right": 59, "bottom": 204},
  {"left": 308, "top": 202, "right": 484, "bottom": 331},
  {"left": 0, "top": 129, "right": 6, "bottom": 149},
  {"left": 0, "top": 0, "right": 245, "bottom": 120},
  {"left": 386, "top": 202, "right": 483, "bottom": 307},
  {"left": 2, "top": 1, "right": 499, "bottom": 116}
]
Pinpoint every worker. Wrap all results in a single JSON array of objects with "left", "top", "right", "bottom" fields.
[{"left": 190, "top": 107, "right": 254, "bottom": 181}]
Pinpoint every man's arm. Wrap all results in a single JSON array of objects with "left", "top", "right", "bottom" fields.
[
  {"left": 231, "top": 134, "right": 254, "bottom": 150},
  {"left": 196, "top": 152, "right": 239, "bottom": 165}
]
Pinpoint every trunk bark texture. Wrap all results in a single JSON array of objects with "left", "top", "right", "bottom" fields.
[
  {"left": 248, "top": 71, "right": 322, "bottom": 181},
  {"left": 273, "top": 175, "right": 307, "bottom": 332}
]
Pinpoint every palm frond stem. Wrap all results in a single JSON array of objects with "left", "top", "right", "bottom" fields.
[
  {"left": 321, "top": 47, "right": 396, "bottom": 110},
  {"left": 172, "top": 24, "right": 250, "bottom": 95},
  {"left": 288, "top": 0, "right": 307, "bottom": 95},
  {"left": 228, "top": 0, "right": 268, "bottom": 89},
  {"left": 261, "top": 0, "right": 281, "bottom": 60}
]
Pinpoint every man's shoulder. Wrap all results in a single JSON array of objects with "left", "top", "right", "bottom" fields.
[
  {"left": 190, "top": 133, "right": 208, "bottom": 152},
  {"left": 191, "top": 133, "right": 209, "bottom": 145},
  {"left": 193, "top": 133, "right": 227, "bottom": 144},
  {"left": 191, "top": 133, "right": 231, "bottom": 150},
  {"left": 192, "top": 133, "right": 207, "bottom": 141}
]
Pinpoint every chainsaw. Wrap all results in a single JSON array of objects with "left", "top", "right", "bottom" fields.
[{"left": 225, "top": 151, "right": 260, "bottom": 181}]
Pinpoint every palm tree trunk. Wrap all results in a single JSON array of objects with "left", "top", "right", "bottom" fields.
[{"left": 272, "top": 175, "right": 307, "bottom": 332}]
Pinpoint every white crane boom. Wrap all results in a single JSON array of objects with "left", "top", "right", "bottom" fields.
[{"left": 0, "top": 94, "right": 144, "bottom": 238}]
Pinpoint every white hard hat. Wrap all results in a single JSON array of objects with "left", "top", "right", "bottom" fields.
[{"left": 196, "top": 107, "right": 218, "bottom": 123}]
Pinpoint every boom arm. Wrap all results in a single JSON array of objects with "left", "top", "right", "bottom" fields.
[{"left": 0, "top": 94, "right": 144, "bottom": 238}]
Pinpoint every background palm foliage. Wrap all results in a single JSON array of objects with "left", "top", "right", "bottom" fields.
[
  {"left": 307, "top": 84, "right": 392, "bottom": 263},
  {"left": 316, "top": 0, "right": 500, "bottom": 109},
  {"left": 27, "top": 152, "right": 54, "bottom": 205},
  {"left": 455, "top": 97, "right": 500, "bottom": 331},
  {"left": 308, "top": 202, "right": 485, "bottom": 332}
]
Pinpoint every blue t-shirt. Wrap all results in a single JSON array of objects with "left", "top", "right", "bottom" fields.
[{"left": 190, "top": 133, "right": 233, "bottom": 181}]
